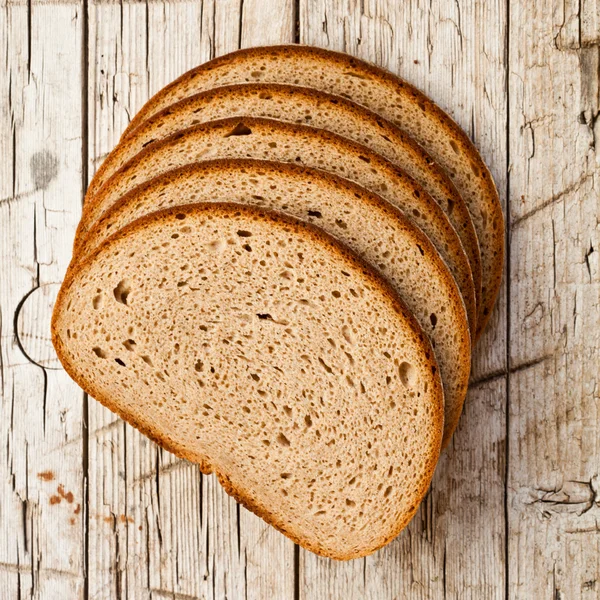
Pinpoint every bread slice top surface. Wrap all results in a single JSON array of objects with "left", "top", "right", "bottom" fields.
[
  {"left": 86, "top": 82, "right": 481, "bottom": 310},
  {"left": 79, "top": 116, "right": 476, "bottom": 336},
  {"left": 53, "top": 201, "right": 444, "bottom": 559},
  {"left": 78, "top": 158, "right": 471, "bottom": 445},
  {"left": 121, "top": 44, "right": 503, "bottom": 339}
]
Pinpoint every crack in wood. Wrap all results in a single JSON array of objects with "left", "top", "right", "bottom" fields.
[{"left": 511, "top": 172, "right": 596, "bottom": 227}]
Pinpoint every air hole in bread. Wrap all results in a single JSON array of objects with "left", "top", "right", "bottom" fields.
[
  {"left": 416, "top": 244, "right": 424, "bottom": 256},
  {"left": 283, "top": 406, "right": 292, "bottom": 416},
  {"left": 276, "top": 433, "right": 291, "bottom": 447},
  {"left": 335, "top": 219, "right": 348, "bottom": 229},
  {"left": 332, "top": 291, "right": 341, "bottom": 298},
  {"left": 345, "top": 499, "right": 356, "bottom": 507},
  {"left": 430, "top": 313, "right": 438, "bottom": 328},
  {"left": 398, "top": 362, "right": 415, "bottom": 387},
  {"left": 358, "top": 155, "right": 371, "bottom": 163},
  {"left": 343, "top": 71, "right": 368, "bottom": 80},
  {"left": 237, "top": 230, "right": 252, "bottom": 237},
  {"left": 257, "top": 313, "right": 272, "bottom": 320},
  {"left": 243, "top": 244, "right": 252, "bottom": 252},
  {"left": 122, "top": 339, "right": 136, "bottom": 351},
  {"left": 224, "top": 123, "right": 253, "bottom": 137},
  {"left": 280, "top": 472, "right": 291, "bottom": 479},
  {"left": 194, "top": 360, "right": 203, "bottom": 372},
  {"left": 304, "top": 415, "right": 313, "bottom": 428},
  {"left": 268, "top": 141, "right": 277, "bottom": 148},
  {"left": 318, "top": 357, "right": 333, "bottom": 374},
  {"left": 341, "top": 325, "right": 355, "bottom": 345},
  {"left": 450, "top": 140, "right": 459, "bottom": 154},
  {"left": 92, "top": 294, "right": 103, "bottom": 309},
  {"left": 115, "top": 358, "right": 126, "bottom": 367},
  {"left": 175, "top": 213, "right": 186, "bottom": 220},
  {"left": 113, "top": 280, "right": 131, "bottom": 305},
  {"left": 307, "top": 210, "right": 322, "bottom": 218},
  {"left": 141, "top": 355, "right": 153, "bottom": 367},
  {"left": 384, "top": 486, "right": 393, "bottom": 497},
  {"left": 92, "top": 347, "right": 107, "bottom": 359}
]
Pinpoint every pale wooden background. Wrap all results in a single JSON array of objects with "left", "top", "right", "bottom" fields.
[{"left": 1, "top": 0, "right": 598, "bottom": 598}]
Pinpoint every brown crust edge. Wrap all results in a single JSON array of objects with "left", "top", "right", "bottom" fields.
[{"left": 53, "top": 201, "right": 445, "bottom": 560}]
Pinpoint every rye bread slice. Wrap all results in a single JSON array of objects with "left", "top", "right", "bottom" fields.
[
  {"left": 77, "top": 117, "right": 477, "bottom": 337},
  {"left": 85, "top": 82, "right": 481, "bottom": 311},
  {"left": 53, "top": 202, "right": 444, "bottom": 559},
  {"left": 120, "top": 45, "right": 503, "bottom": 339},
  {"left": 76, "top": 159, "right": 470, "bottom": 446}
]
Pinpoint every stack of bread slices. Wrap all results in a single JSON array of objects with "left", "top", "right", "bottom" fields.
[{"left": 52, "top": 45, "right": 503, "bottom": 560}]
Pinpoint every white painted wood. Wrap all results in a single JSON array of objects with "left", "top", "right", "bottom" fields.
[
  {"left": 508, "top": 0, "right": 600, "bottom": 597},
  {"left": 0, "top": 1, "right": 85, "bottom": 598},
  {"left": 3, "top": 0, "right": 599, "bottom": 598},
  {"left": 299, "top": 1, "right": 508, "bottom": 597}
]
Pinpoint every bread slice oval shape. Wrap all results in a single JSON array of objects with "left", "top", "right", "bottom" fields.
[
  {"left": 76, "top": 158, "right": 470, "bottom": 446},
  {"left": 85, "top": 82, "right": 481, "bottom": 313},
  {"left": 78, "top": 116, "right": 477, "bottom": 337},
  {"left": 119, "top": 45, "right": 503, "bottom": 339},
  {"left": 53, "top": 202, "right": 444, "bottom": 559}
]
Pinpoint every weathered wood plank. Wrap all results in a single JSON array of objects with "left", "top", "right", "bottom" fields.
[
  {"left": 86, "top": 2, "right": 295, "bottom": 598},
  {"left": 508, "top": 0, "right": 600, "bottom": 596},
  {"left": 299, "top": 1, "right": 508, "bottom": 597},
  {"left": 5, "top": 1, "right": 600, "bottom": 597},
  {"left": 0, "top": 1, "right": 85, "bottom": 598}
]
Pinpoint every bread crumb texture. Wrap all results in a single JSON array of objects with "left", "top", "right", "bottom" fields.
[{"left": 54, "top": 203, "right": 443, "bottom": 559}]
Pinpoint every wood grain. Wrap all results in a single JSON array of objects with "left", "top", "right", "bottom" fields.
[
  {"left": 1, "top": 0, "right": 598, "bottom": 598},
  {"left": 508, "top": 0, "right": 600, "bottom": 597},
  {"left": 0, "top": 1, "right": 85, "bottom": 598}
]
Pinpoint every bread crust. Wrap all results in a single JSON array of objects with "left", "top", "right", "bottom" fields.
[
  {"left": 118, "top": 44, "right": 503, "bottom": 340},
  {"left": 52, "top": 201, "right": 445, "bottom": 560}
]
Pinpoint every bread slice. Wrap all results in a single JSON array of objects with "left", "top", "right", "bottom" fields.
[
  {"left": 85, "top": 82, "right": 481, "bottom": 312},
  {"left": 53, "top": 202, "right": 445, "bottom": 559},
  {"left": 76, "top": 158, "right": 470, "bottom": 446},
  {"left": 77, "top": 117, "right": 477, "bottom": 337},
  {"left": 119, "top": 45, "right": 503, "bottom": 339}
]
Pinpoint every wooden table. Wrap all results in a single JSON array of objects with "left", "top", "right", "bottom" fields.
[{"left": 1, "top": 1, "right": 598, "bottom": 598}]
